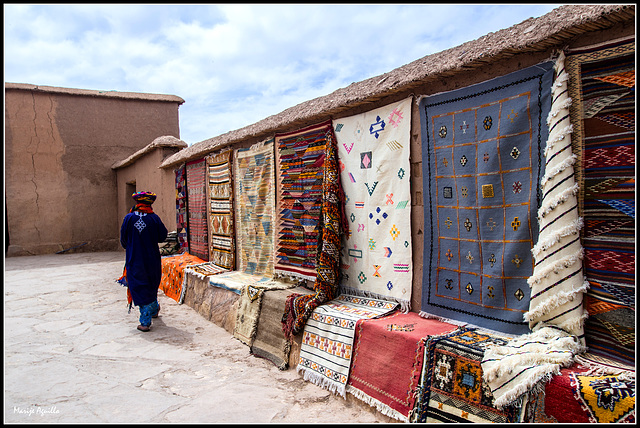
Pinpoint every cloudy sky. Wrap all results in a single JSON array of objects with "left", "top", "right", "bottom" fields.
[{"left": 4, "top": 4, "right": 562, "bottom": 145}]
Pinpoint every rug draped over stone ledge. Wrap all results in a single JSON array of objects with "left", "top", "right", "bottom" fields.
[
  {"left": 346, "top": 311, "right": 457, "bottom": 421},
  {"left": 207, "top": 150, "right": 235, "bottom": 270},
  {"left": 296, "top": 294, "right": 397, "bottom": 398},
  {"left": 332, "top": 97, "right": 414, "bottom": 312},
  {"left": 185, "top": 158, "right": 209, "bottom": 260},
  {"left": 251, "top": 286, "right": 314, "bottom": 370},
  {"left": 413, "top": 328, "right": 524, "bottom": 423},
  {"left": 159, "top": 252, "right": 207, "bottom": 303},
  {"left": 566, "top": 37, "right": 635, "bottom": 366},
  {"left": 418, "top": 61, "right": 553, "bottom": 335}
]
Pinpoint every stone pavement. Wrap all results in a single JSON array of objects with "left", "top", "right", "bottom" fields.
[{"left": 4, "top": 251, "right": 395, "bottom": 424}]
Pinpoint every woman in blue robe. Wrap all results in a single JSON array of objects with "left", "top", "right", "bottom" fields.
[{"left": 120, "top": 191, "right": 168, "bottom": 331}]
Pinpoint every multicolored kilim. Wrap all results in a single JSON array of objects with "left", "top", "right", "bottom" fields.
[
  {"left": 207, "top": 150, "right": 235, "bottom": 270},
  {"left": 333, "top": 98, "right": 414, "bottom": 312},
  {"left": 274, "top": 121, "right": 330, "bottom": 281},
  {"left": 566, "top": 37, "right": 635, "bottom": 365},
  {"left": 186, "top": 158, "right": 209, "bottom": 260},
  {"left": 281, "top": 122, "right": 346, "bottom": 338},
  {"left": 525, "top": 365, "right": 635, "bottom": 423},
  {"left": 418, "top": 62, "right": 554, "bottom": 335},
  {"left": 160, "top": 252, "right": 207, "bottom": 302},
  {"left": 346, "top": 312, "right": 457, "bottom": 421},
  {"left": 296, "top": 294, "right": 398, "bottom": 398},
  {"left": 175, "top": 164, "right": 189, "bottom": 252},
  {"left": 413, "top": 328, "right": 522, "bottom": 423},
  {"left": 233, "top": 140, "right": 276, "bottom": 276}
]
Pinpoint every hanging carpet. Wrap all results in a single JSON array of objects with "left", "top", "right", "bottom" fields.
[
  {"left": 207, "top": 150, "right": 235, "bottom": 270},
  {"left": 185, "top": 158, "right": 209, "bottom": 260},
  {"left": 175, "top": 164, "right": 189, "bottom": 252},
  {"left": 332, "top": 97, "right": 414, "bottom": 312}
]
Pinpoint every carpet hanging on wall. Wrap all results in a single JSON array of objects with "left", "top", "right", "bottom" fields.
[
  {"left": 233, "top": 139, "right": 276, "bottom": 277},
  {"left": 418, "top": 61, "right": 554, "bottom": 335},
  {"left": 185, "top": 158, "right": 209, "bottom": 261},
  {"left": 280, "top": 121, "right": 347, "bottom": 338},
  {"left": 346, "top": 311, "right": 457, "bottom": 421},
  {"left": 207, "top": 149, "right": 235, "bottom": 270},
  {"left": 175, "top": 164, "right": 189, "bottom": 252},
  {"left": 566, "top": 36, "right": 635, "bottom": 366},
  {"left": 332, "top": 97, "right": 414, "bottom": 312},
  {"left": 296, "top": 294, "right": 397, "bottom": 398}
]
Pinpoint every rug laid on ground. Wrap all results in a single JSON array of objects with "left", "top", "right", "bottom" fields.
[
  {"left": 296, "top": 294, "right": 397, "bottom": 398},
  {"left": 274, "top": 121, "right": 330, "bottom": 282},
  {"left": 233, "top": 139, "right": 276, "bottom": 276},
  {"left": 525, "top": 363, "right": 635, "bottom": 423},
  {"left": 207, "top": 271, "right": 275, "bottom": 295},
  {"left": 346, "top": 311, "right": 457, "bottom": 421},
  {"left": 186, "top": 158, "right": 209, "bottom": 261},
  {"left": 175, "top": 164, "right": 189, "bottom": 252},
  {"left": 481, "top": 52, "right": 589, "bottom": 410},
  {"left": 413, "top": 328, "right": 523, "bottom": 423},
  {"left": 233, "top": 279, "right": 298, "bottom": 346},
  {"left": 251, "top": 286, "right": 314, "bottom": 370},
  {"left": 281, "top": 123, "right": 346, "bottom": 338},
  {"left": 160, "top": 252, "right": 207, "bottom": 302},
  {"left": 566, "top": 37, "right": 635, "bottom": 366},
  {"left": 419, "top": 61, "right": 554, "bottom": 335},
  {"left": 332, "top": 97, "right": 413, "bottom": 312},
  {"left": 207, "top": 150, "right": 235, "bottom": 270}
]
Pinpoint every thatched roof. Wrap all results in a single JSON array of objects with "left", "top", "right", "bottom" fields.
[
  {"left": 160, "top": 4, "right": 634, "bottom": 169},
  {"left": 111, "top": 135, "right": 188, "bottom": 170},
  {"left": 5, "top": 82, "right": 185, "bottom": 104}
]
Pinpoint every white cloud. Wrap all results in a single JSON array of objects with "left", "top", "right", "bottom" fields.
[{"left": 4, "top": 4, "right": 562, "bottom": 145}]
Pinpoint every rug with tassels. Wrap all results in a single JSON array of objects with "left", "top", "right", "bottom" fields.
[
  {"left": 186, "top": 158, "right": 209, "bottom": 260},
  {"left": 346, "top": 311, "right": 457, "bottom": 421},
  {"left": 251, "top": 286, "right": 314, "bottom": 370},
  {"left": 207, "top": 150, "right": 235, "bottom": 269},
  {"left": 332, "top": 98, "right": 414, "bottom": 312},
  {"left": 413, "top": 328, "right": 522, "bottom": 423},
  {"left": 296, "top": 294, "right": 397, "bottom": 398}
]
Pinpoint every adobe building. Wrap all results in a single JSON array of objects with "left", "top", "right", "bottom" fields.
[{"left": 4, "top": 83, "right": 185, "bottom": 256}]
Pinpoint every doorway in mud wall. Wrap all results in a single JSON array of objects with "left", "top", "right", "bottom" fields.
[{"left": 126, "top": 181, "right": 136, "bottom": 212}]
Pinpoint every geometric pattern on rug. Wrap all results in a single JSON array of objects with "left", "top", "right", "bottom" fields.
[
  {"left": 346, "top": 311, "right": 457, "bottom": 421},
  {"left": 567, "top": 37, "right": 636, "bottom": 365},
  {"left": 332, "top": 97, "right": 414, "bottom": 311},
  {"left": 207, "top": 149, "right": 235, "bottom": 270},
  {"left": 175, "top": 164, "right": 189, "bottom": 252},
  {"left": 418, "top": 62, "right": 554, "bottom": 335},
  {"left": 185, "top": 158, "right": 209, "bottom": 260},
  {"left": 528, "top": 365, "right": 636, "bottom": 423},
  {"left": 274, "top": 121, "right": 330, "bottom": 282},
  {"left": 413, "top": 328, "right": 521, "bottom": 423},
  {"left": 160, "top": 252, "right": 207, "bottom": 303},
  {"left": 233, "top": 139, "right": 276, "bottom": 277},
  {"left": 297, "top": 294, "right": 398, "bottom": 397}
]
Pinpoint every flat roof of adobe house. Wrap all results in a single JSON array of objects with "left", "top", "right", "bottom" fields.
[
  {"left": 111, "top": 135, "right": 188, "bottom": 170},
  {"left": 159, "top": 3, "right": 634, "bottom": 169},
  {"left": 5, "top": 82, "right": 185, "bottom": 104}
]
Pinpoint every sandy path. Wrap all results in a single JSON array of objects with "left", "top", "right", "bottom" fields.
[{"left": 4, "top": 251, "right": 395, "bottom": 423}]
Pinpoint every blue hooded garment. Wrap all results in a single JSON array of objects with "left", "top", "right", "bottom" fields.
[{"left": 120, "top": 211, "right": 168, "bottom": 306}]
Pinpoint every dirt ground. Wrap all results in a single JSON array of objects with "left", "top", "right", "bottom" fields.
[{"left": 4, "top": 251, "right": 396, "bottom": 424}]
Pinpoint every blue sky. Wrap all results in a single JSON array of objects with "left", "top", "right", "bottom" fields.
[{"left": 4, "top": 4, "right": 562, "bottom": 145}]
